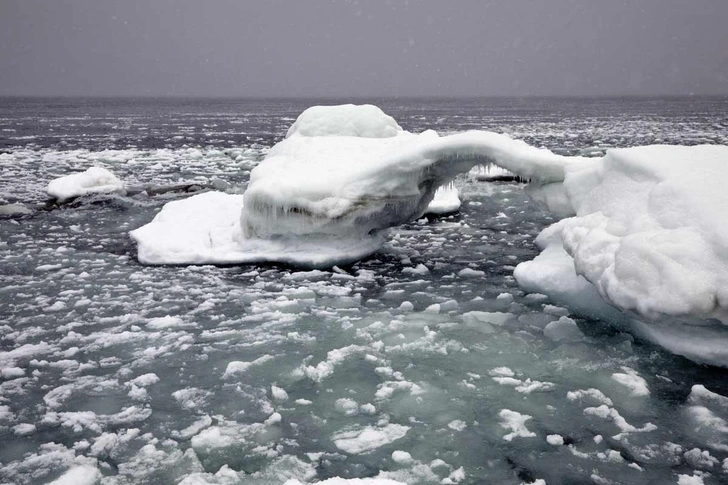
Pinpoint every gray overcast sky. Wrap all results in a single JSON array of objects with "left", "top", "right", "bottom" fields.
[{"left": 0, "top": 0, "right": 726, "bottom": 97}]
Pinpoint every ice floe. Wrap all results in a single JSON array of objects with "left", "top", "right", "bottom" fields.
[
  {"left": 47, "top": 166, "right": 125, "bottom": 202},
  {"left": 132, "top": 104, "right": 585, "bottom": 267}
]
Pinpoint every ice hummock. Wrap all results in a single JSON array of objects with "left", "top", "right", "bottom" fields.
[
  {"left": 132, "top": 104, "right": 584, "bottom": 268},
  {"left": 47, "top": 166, "right": 125, "bottom": 202}
]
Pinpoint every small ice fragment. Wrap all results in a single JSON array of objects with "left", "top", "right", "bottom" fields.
[
  {"left": 611, "top": 367, "right": 650, "bottom": 396},
  {"left": 448, "top": 420, "right": 467, "bottom": 431},
  {"left": 392, "top": 450, "right": 413, "bottom": 464},
  {"left": 458, "top": 268, "right": 485, "bottom": 278},
  {"left": 546, "top": 434, "right": 564, "bottom": 445},
  {"left": 498, "top": 409, "right": 536, "bottom": 441},
  {"left": 271, "top": 385, "right": 289, "bottom": 401},
  {"left": 543, "top": 316, "right": 583, "bottom": 342}
]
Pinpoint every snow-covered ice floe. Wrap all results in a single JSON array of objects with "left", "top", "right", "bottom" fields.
[
  {"left": 514, "top": 144, "right": 728, "bottom": 366},
  {"left": 131, "top": 104, "right": 585, "bottom": 267},
  {"left": 131, "top": 104, "right": 728, "bottom": 365},
  {"left": 47, "top": 166, "right": 125, "bottom": 202}
]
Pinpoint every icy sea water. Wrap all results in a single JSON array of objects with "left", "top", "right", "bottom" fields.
[{"left": 1, "top": 97, "right": 728, "bottom": 485}]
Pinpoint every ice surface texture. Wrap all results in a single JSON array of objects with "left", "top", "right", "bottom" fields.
[{"left": 132, "top": 104, "right": 583, "bottom": 267}]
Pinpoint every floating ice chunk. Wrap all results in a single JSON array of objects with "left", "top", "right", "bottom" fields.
[
  {"left": 13, "top": 423, "right": 36, "bottom": 435},
  {"left": 611, "top": 367, "right": 650, "bottom": 396},
  {"left": 130, "top": 192, "right": 247, "bottom": 265},
  {"left": 463, "top": 311, "right": 513, "bottom": 327},
  {"left": 264, "top": 412, "right": 282, "bottom": 425},
  {"left": 489, "top": 367, "right": 515, "bottom": 377},
  {"left": 1, "top": 367, "right": 25, "bottom": 379},
  {"left": 583, "top": 405, "right": 657, "bottom": 439},
  {"left": 688, "top": 385, "right": 728, "bottom": 410},
  {"left": 399, "top": 301, "right": 415, "bottom": 311},
  {"left": 335, "top": 398, "right": 360, "bottom": 416},
  {"left": 491, "top": 374, "right": 554, "bottom": 394},
  {"left": 301, "top": 345, "right": 368, "bottom": 382},
  {"left": 402, "top": 264, "right": 429, "bottom": 275},
  {"left": 331, "top": 423, "right": 410, "bottom": 454},
  {"left": 448, "top": 420, "right": 467, "bottom": 431},
  {"left": 0, "top": 203, "right": 33, "bottom": 215},
  {"left": 515, "top": 145, "right": 728, "bottom": 365},
  {"left": 677, "top": 474, "right": 706, "bottom": 485},
  {"left": 683, "top": 448, "right": 719, "bottom": 469},
  {"left": 685, "top": 405, "right": 728, "bottom": 434},
  {"left": 543, "top": 316, "right": 584, "bottom": 342},
  {"left": 271, "top": 385, "right": 289, "bottom": 402},
  {"left": 547, "top": 434, "right": 564, "bottom": 445},
  {"left": 146, "top": 315, "right": 186, "bottom": 330},
  {"left": 391, "top": 450, "right": 413, "bottom": 464},
  {"left": 425, "top": 183, "right": 461, "bottom": 215},
  {"left": 173, "top": 415, "right": 213, "bottom": 440},
  {"left": 0, "top": 405, "right": 14, "bottom": 422},
  {"left": 47, "top": 166, "right": 124, "bottom": 202},
  {"left": 128, "top": 373, "right": 160, "bottom": 387},
  {"left": 222, "top": 354, "right": 274, "bottom": 379},
  {"left": 424, "top": 303, "right": 440, "bottom": 314},
  {"left": 444, "top": 466, "right": 466, "bottom": 484},
  {"left": 49, "top": 465, "right": 101, "bottom": 485},
  {"left": 458, "top": 268, "right": 485, "bottom": 278},
  {"left": 566, "top": 388, "right": 613, "bottom": 407},
  {"left": 498, "top": 409, "right": 536, "bottom": 441}
]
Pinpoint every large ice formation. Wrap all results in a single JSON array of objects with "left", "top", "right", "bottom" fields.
[
  {"left": 131, "top": 104, "right": 583, "bottom": 267},
  {"left": 47, "top": 166, "right": 125, "bottom": 202},
  {"left": 131, "top": 104, "right": 728, "bottom": 364}
]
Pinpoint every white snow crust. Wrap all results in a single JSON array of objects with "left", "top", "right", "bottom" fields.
[
  {"left": 285, "top": 104, "right": 403, "bottom": 139},
  {"left": 47, "top": 166, "right": 124, "bottom": 202}
]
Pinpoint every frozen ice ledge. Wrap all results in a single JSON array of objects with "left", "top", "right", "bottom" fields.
[{"left": 130, "top": 104, "right": 728, "bottom": 364}]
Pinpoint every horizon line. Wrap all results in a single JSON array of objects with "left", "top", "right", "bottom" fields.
[{"left": 1, "top": 93, "right": 727, "bottom": 100}]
